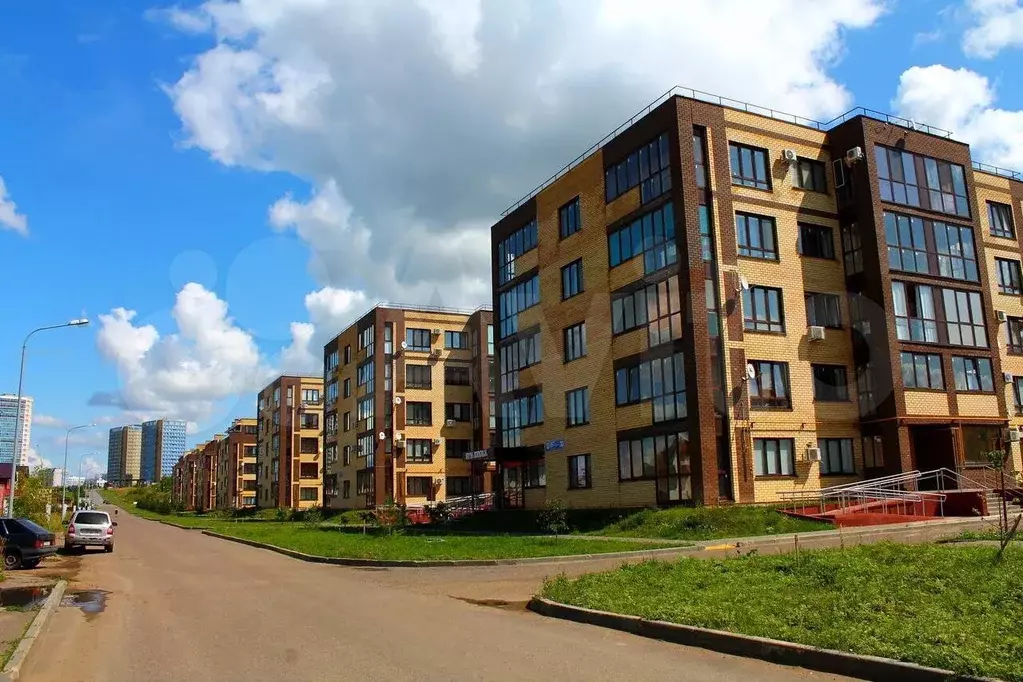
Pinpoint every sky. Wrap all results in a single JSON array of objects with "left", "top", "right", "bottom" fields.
[{"left": 1, "top": 0, "right": 1022, "bottom": 476}]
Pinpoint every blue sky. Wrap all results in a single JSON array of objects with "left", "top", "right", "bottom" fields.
[{"left": 1, "top": 0, "right": 1021, "bottom": 473}]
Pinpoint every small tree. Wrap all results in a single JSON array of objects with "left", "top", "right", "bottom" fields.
[
  {"left": 426, "top": 501, "right": 451, "bottom": 526},
  {"left": 375, "top": 497, "right": 408, "bottom": 536},
  {"left": 539, "top": 498, "right": 569, "bottom": 538}
]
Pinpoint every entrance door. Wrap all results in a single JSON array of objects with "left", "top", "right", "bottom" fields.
[
  {"left": 501, "top": 465, "right": 523, "bottom": 509},
  {"left": 655, "top": 434, "right": 692, "bottom": 505},
  {"left": 910, "top": 425, "right": 958, "bottom": 490}
]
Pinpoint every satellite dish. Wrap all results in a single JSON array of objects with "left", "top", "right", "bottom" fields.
[
  {"left": 745, "top": 363, "right": 757, "bottom": 381},
  {"left": 739, "top": 275, "right": 750, "bottom": 291},
  {"left": 394, "top": 396, "right": 403, "bottom": 405},
  {"left": 400, "top": 341, "right": 408, "bottom": 350},
  {"left": 378, "top": 431, "right": 386, "bottom": 441}
]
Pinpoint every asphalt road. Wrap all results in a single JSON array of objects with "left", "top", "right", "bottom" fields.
[{"left": 21, "top": 503, "right": 859, "bottom": 682}]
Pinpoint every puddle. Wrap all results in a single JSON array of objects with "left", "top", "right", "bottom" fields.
[
  {"left": 452, "top": 596, "right": 529, "bottom": 612},
  {"left": 0, "top": 586, "right": 51, "bottom": 610},
  {"left": 61, "top": 590, "right": 109, "bottom": 619}
]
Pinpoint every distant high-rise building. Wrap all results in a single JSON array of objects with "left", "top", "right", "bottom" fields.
[
  {"left": 107, "top": 425, "right": 142, "bottom": 485},
  {"left": 140, "top": 419, "right": 187, "bottom": 483},
  {"left": 0, "top": 394, "right": 33, "bottom": 467}
]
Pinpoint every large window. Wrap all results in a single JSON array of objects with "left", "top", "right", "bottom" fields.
[
  {"left": 565, "top": 387, "right": 590, "bottom": 427},
  {"left": 901, "top": 352, "right": 944, "bottom": 389},
  {"left": 326, "top": 381, "right": 338, "bottom": 403},
  {"left": 406, "top": 328, "right": 431, "bottom": 352},
  {"left": 812, "top": 364, "right": 849, "bottom": 401},
  {"left": 357, "top": 359, "right": 374, "bottom": 392},
  {"left": 444, "top": 331, "right": 468, "bottom": 349},
  {"left": 749, "top": 361, "right": 791, "bottom": 408},
  {"left": 820, "top": 438, "right": 854, "bottom": 475},
  {"left": 406, "top": 439, "right": 433, "bottom": 463},
  {"left": 561, "top": 259, "right": 584, "bottom": 300},
  {"left": 996, "top": 258, "right": 1023, "bottom": 295},
  {"left": 406, "top": 364, "right": 431, "bottom": 389},
  {"left": 356, "top": 471, "right": 373, "bottom": 496},
  {"left": 736, "top": 213, "right": 777, "bottom": 260},
  {"left": 497, "top": 219, "right": 538, "bottom": 285},
  {"left": 611, "top": 275, "right": 683, "bottom": 347},
  {"left": 1014, "top": 377, "right": 1023, "bottom": 415},
  {"left": 445, "top": 403, "right": 470, "bottom": 422},
  {"left": 753, "top": 438, "right": 794, "bottom": 476},
  {"left": 989, "top": 201, "right": 1015, "bottom": 238},
  {"left": 356, "top": 397, "right": 374, "bottom": 431},
  {"left": 498, "top": 330, "right": 541, "bottom": 392},
  {"left": 445, "top": 364, "right": 470, "bottom": 386},
  {"left": 729, "top": 142, "right": 770, "bottom": 190},
  {"left": 559, "top": 197, "right": 581, "bottom": 238},
  {"left": 605, "top": 132, "right": 671, "bottom": 204},
  {"left": 445, "top": 439, "right": 471, "bottom": 459},
  {"left": 564, "top": 322, "right": 586, "bottom": 362},
  {"left": 499, "top": 392, "right": 544, "bottom": 447},
  {"left": 446, "top": 475, "right": 482, "bottom": 496},
  {"left": 498, "top": 274, "right": 540, "bottom": 338},
  {"left": 615, "top": 352, "right": 687, "bottom": 422},
  {"left": 742, "top": 286, "right": 785, "bottom": 333},
  {"left": 892, "top": 281, "right": 987, "bottom": 348},
  {"left": 875, "top": 145, "right": 969, "bottom": 217},
  {"left": 299, "top": 487, "right": 318, "bottom": 502},
  {"left": 943, "top": 288, "right": 988, "bottom": 348},
  {"left": 343, "top": 378, "right": 351, "bottom": 398},
  {"left": 841, "top": 222, "right": 864, "bottom": 275},
  {"left": 568, "top": 454, "right": 592, "bottom": 489},
  {"left": 693, "top": 131, "right": 708, "bottom": 188},
  {"left": 1009, "top": 317, "right": 1023, "bottom": 354},
  {"left": 884, "top": 211, "right": 977, "bottom": 282},
  {"left": 406, "top": 476, "right": 433, "bottom": 497},
  {"left": 794, "top": 157, "right": 827, "bottom": 192},
  {"left": 607, "top": 202, "right": 677, "bottom": 275},
  {"left": 407, "top": 402, "right": 432, "bottom": 426},
  {"left": 798, "top": 223, "right": 835, "bottom": 259},
  {"left": 618, "top": 432, "right": 687, "bottom": 481},
  {"left": 863, "top": 435, "right": 884, "bottom": 469},
  {"left": 805, "top": 292, "right": 842, "bottom": 328},
  {"left": 952, "top": 356, "right": 994, "bottom": 392}
]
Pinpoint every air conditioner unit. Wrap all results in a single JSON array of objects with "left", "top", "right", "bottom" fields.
[
  {"left": 432, "top": 437, "right": 443, "bottom": 446},
  {"left": 1004, "top": 372, "right": 1014, "bottom": 384},
  {"left": 808, "top": 325, "right": 826, "bottom": 342},
  {"left": 1009, "top": 428, "right": 1021, "bottom": 444},
  {"left": 806, "top": 446, "right": 822, "bottom": 462},
  {"left": 445, "top": 419, "right": 455, "bottom": 427},
  {"left": 781, "top": 149, "right": 797, "bottom": 163},
  {"left": 431, "top": 348, "right": 442, "bottom": 357},
  {"left": 997, "top": 310, "right": 1008, "bottom": 323},
  {"left": 846, "top": 146, "right": 864, "bottom": 164},
  {"left": 432, "top": 328, "right": 442, "bottom": 336}
]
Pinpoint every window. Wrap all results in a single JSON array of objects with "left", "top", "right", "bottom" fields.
[
  {"left": 343, "top": 378, "right": 351, "bottom": 398},
  {"left": 611, "top": 275, "right": 683, "bottom": 346},
  {"left": 942, "top": 288, "right": 987, "bottom": 348},
  {"left": 498, "top": 330, "right": 541, "bottom": 392},
  {"left": 299, "top": 462, "right": 318, "bottom": 478},
  {"left": 499, "top": 392, "right": 544, "bottom": 447},
  {"left": 565, "top": 387, "right": 590, "bottom": 427},
  {"left": 841, "top": 222, "right": 864, "bottom": 275},
  {"left": 406, "top": 439, "right": 433, "bottom": 463},
  {"left": 561, "top": 259, "right": 584, "bottom": 300},
  {"left": 445, "top": 403, "right": 470, "bottom": 422},
  {"left": 693, "top": 130, "right": 708, "bottom": 188},
  {"left": 892, "top": 282, "right": 987, "bottom": 348},
  {"left": 407, "top": 402, "right": 432, "bottom": 426},
  {"left": 736, "top": 213, "right": 778, "bottom": 260},
  {"left": 892, "top": 281, "right": 938, "bottom": 343},
  {"left": 358, "top": 325, "right": 374, "bottom": 353},
  {"left": 729, "top": 142, "right": 770, "bottom": 190},
  {"left": 568, "top": 454, "right": 592, "bottom": 489},
  {"left": 607, "top": 202, "right": 677, "bottom": 275},
  {"left": 498, "top": 274, "right": 540, "bottom": 338},
  {"left": 798, "top": 223, "right": 835, "bottom": 259},
  {"left": 406, "top": 476, "right": 433, "bottom": 497},
  {"left": 342, "top": 480, "right": 351, "bottom": 499},
  {"left": 742, "top": 286, "right": 785, "bottom": 333},
  {"left": 614, "top": 352, "right": 688, "bottom": 422},
  {"left": 406, "top": 364, "right": 432, "bottom": 389},
  {"left": 875, "top": 145, "right": 969, "bottom": 217},
  {"left": 900, "top": 352, "right": 944, "bottom": 389},
  {"left": 605, "top": 133, "right": 671, "bottom": 204},
  {"left": 497, "top": 219, "right": 539, "bottom": 285},
  {"left": 863, "top": 436, "right": 884, "bottom": 469},
  {"left": 357, "top": 360, "right": 374, "bottom": 391},
  {"left": 884, "top": 212, "right": 978, "bottom": 282},
  {"left": 812, "top": 365, "right": 849, "bottom": 401},
  {"left": 487, "top": 325, "right": 494, "bottom": 356},
  {"left": 749, "top": 361, "right": 791, "bottom": 408},
  {"left": 444, "top": 331, "right": 468, "bottom": 349},
  {"left": 952, "top": 356, "right": 994, "bottom": 392},
  {"left": 1015, "top": 377, "right": 1023, "bottom": 414},
  {"left": 523, "top": 460, "right": 546, "bottom": 488},
  {"left": 300, "top": 413, "right": 319, "bottom": 429},
  {"left": 384, "top": 323, "right": 393, "bottom": 355},
  {"left": 753, "top": 438, "right": 794, "bottom": 476},
  {"left": 343, "top": 445, "right": 351, "bottom": 466},
  {"left": 446, "top": 476, "right": 482, "bottom": 497},
  {"left": 1008, "top": 318, "right": 1023, "bottom": 354},
  {"left": 820, "top": 439, "right": 854, "bottom": 475},
  {"left": 445, "top": 364, "right": 470, "bottom": 386},
  {"left": 989, "top": 201, "right": 1015, "bottom": 238},
  {"left": 997, "top": 258, "right": 1023, "bottom": 295},
  {"left": 356, "top": 471, "right": 373, "bottom": 496},
  {"left": 445, "top": 439, "right": 470, "bottom": 459},
  {"left": 342, "top": 412, "right": 350, "bottom": 432},
  {"left": 326, "top": 349, "right": 339, "bottom": 372},
  {"left": 559, "top": 197, "right": 581, "bottom": 238},
  {"left": 343, "top": 345, "right": 351, "bottom": 364},
  {"left": 618, "top": 432, "right": 687, "bottom": 481},
  {"left": 564, "top": 322, "right": 586, "bottom": 362},
  {"left": 794, "top": 157, "right": 827, "bottom": 192},
  {"left": 805, "top": 292, "right": 841, "bottom": 328},
  {"left": 406, "top": 328, "right": 431, "bottom": 352},
  {"left": 299, "top": 487, "right": 318, "bottom": 502},
  {"left": 357, "top": 433, "right": 374, "bottom": 460},
  {"left": 326, "top": 381, "right": 338, "bottom": 403},
  {"left": 302, "top": 389, "right": 320, "bottom": 404}
]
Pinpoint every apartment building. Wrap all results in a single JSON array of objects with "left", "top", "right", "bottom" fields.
[
  {"left": 215, "top": 418, "right": 258, "bottom": 509},
  {"left": 256, "top": 375, "right": 324, "bottom": 509},
  {"left": 322, "top": 305, "right": 495, "bottom": 510},
  {"left": 489, "top": 89, "right": 1023, "bottom": 510},
  {"left": 0, "top": 395, "right": 32, "bottom": 467},
  {"left": 172, "top": 446, "right": 202, "bottom": 510},
  {"left": 140, "top": 419, "right": 187, "bottom": 483},
  {"left": 107, "top": 425, "right": 142, "bottom": 486}
]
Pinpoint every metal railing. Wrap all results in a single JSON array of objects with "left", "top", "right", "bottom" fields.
[
  {"left": 972, "top": 161, "right": 1023, "bottom": 181},
  {"left": 823, "top": 107, "right": 954, "bottom": 139}
]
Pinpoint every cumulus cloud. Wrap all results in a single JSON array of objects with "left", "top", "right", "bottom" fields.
[
  {"left": 0, "top": 175, "right": 28, "bottom": 236},
  {"left": 80, "top": 456, "right": 104, "bottom": 477},
  {"left": 893, "top": 65, "right": 1023, "bottom": 169},
  {"left": 24, "top": 446, "right": 51, "bottom": 470},
  {"left": 32, "top": 414, "right": 69, "bottom": 429},
  {"left": 962, "top": 0, "right": 1023, "bottom": 58},
  {"left": 156, "top": 0, "right": 885, "bottom": 360}
]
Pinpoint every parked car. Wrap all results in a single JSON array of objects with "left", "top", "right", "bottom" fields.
[
  {"left": 0, "top": 518, "right": 58, "bottom": 569},
  {"left": 64, "top": 510, "right": 116, "bottom": 553}
]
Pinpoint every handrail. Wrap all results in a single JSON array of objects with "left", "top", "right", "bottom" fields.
[{"left": 972, "top": 161, "right": 1023, "bottom": 182}]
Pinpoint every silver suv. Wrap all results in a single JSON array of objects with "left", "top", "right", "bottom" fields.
[{"left": 65, "top": 510, "right": 116, "bottom": 553}]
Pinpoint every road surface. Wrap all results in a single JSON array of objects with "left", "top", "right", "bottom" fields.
[{"left": 22, "top": 504, "right": 858, "bottom": 682}]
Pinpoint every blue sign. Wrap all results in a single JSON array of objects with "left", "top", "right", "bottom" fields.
[{"left": 544, "top": 439, "right": 566, "bottom": 452}]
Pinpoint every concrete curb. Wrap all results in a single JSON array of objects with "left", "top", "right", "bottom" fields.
[
  {"left": 200, "top": 530, "right": 697, "bottom": 567},
  {"left": 0, "top": 580, "right": 68, "bottom": 682},
  {"left": 528, "top": 597, "right": 998, "bottom": 682},
  {"left": 158, "top": 520, "right": 208, "bottom": 530}
]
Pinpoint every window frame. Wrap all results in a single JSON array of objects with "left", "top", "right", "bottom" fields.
[
  {"left": 444, "top": 330, "right": 468, "bottom": 349},
  {"left": 561, "top": 259, "right": 584, "bottom": 301},
  {"left": 812, "top": 364, "right": 850, "bottom": 402},
  {"left": 405, "top": 364, "right": 432, "bottom": 390},
  {"left": 793, "top": 157, "right": 827, "bottom": 193},
  {"left": 753, "top": 438, "right": 795, "bottom": 477},
  {"left": 742, "top": 286, "right": 785, "bottom": 334},
  {"left": 819, "top": 438, "right": 855, "bottom": 476},
  {"left": 798, "top": 223, "right": 835, "bottom": 260},
  {"left": 563, "top": 322, "right": 587, "bottom": 363},
  {"left": 406, "top": 401, "right": 432, "bottom": 426},
  {"left": 749, "top": 360, "right": 791, "bottom": 409},
  {"left": 1008, "top": 317, "right": 1023, "bottom": 355},
  {"left": 805, "top": 292, "right": 842, "bottom": 329},
  {"left": 989, "top": 201, "right": 1016, "bottom": 239},
  {"left": 884, "top": 211, "right": 978, "bottom": 283},
  {"left": 875, "top": 145, "right": 970, "bottom": 218},
  {"left": 565, "top": 387, "right": 590, "bottom": 427},
  {"left": 729, "top": 142, "right": 771, "bottom": 190},
  {"left": 736, "top": 212, "right": 778, "bottom": 260},
  {"left": 900, "top": 351, "right": 944, "bottom": 390},
  {"left": 951, "top": 356, "right": 995, "bottom": 393},
  {"left": 567, "top": 454, "right": 592, "bottom": 489},
  {"left": 405, "top": 439, "right": 433, "bottom": 464},
  {"left": 444, "top": 403, "right": 470, "bottom": 422},
  {"left": 559, "top": 196, "right": 582, "bottom": 239},
  {"left": 406, "top": 476, "right": 433, "bottom": 498},
  {"left": 607, "top": 202, "right": 678, "bottom": 275},
  {"left": 996, "top": 258, "right": 1023, "bottom": 295},
  {"left": 444, "top": 364, "right": 471, "bottom": 386}
]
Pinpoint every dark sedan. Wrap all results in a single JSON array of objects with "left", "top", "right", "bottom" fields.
[{"left": 0, "top": 517, "right": 58, "bottom": 569}]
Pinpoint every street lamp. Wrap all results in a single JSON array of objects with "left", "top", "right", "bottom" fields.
[
  {"left": 77, "top": 453, "right": 97, "bottom": 508},
  {"left": 61, "top": 425, "right": 96, "bottom": 517},
  {"left": 7, "top": 318, "right": 90, "bottom": 517}
]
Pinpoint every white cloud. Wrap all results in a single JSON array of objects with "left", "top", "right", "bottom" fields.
[
  {"left": 962, "top": 0, "right": 1023, "bottom": 58},
  {"left": 145, "top": 5, "right": 214, "bottom": 34},
  {"left": 280, "top": 287, "right": 369, "bottom": 373},
  {"left": 161, "top": 0, "right": 885, "bottom": 353},
  {"left": 32, "top": 414, "right": 69, "bottom": 429},
  {"left": 893, "top": 64, "right": 1023, "bottom": 169},
  {"left": 80, "top": 456, "right": 104, "bottom": 477},
  {"left": 24, "top": 447, "right": 52, "bottom": 470},
  {"left": 0, "top": 175, "right": 28, "bottom": 236},
  {"left": 92, "top": 282, "right": 274, "bottom": 426}
]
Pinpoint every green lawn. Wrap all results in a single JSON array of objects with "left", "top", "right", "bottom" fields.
[
  {"left": 211, "top": 523, "right": 681, "bottom": 561},
  {"left": 540, "top": 543, "right": 1023, "bottom": 681}
]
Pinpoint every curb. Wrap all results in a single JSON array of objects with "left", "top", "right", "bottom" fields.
[
  {"left": 200, "top": 531, "right": 698, "bottom": 567},
  {"left": 527, "top": 597, "right": 997, "bottom": 682},
  {"left": 0, "top": 580, "right": 68, "bottom": 682},
  {"left": 159, "top": 520, "right": 207, "bottom": 530}
]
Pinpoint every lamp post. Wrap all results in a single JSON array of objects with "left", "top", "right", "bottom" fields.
[
  {"left": 77, "top": 452, "right": 96, "bottom": 508},
  {"left": 7, "top": 318, "right": 90, "bottom": 517},
  {"left": 61, "top": 426, "right": 96, "bottom": 517}
]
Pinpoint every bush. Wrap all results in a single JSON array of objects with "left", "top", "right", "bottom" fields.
[{"left": 426, "top": 501, "right": 451, "bottom": 525}]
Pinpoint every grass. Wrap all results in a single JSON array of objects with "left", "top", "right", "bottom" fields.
[
  {"left": 540, "top": 542, "right": 1023, "bottom": 681},
  {"left": 0, "top": 618, "right": 31, "bottom": 669}
]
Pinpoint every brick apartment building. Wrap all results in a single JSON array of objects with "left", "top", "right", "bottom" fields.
[
  {"left": 214, "top": 418, "right": 258, "bottom": 510},
  {"left": 490, "top": 88, "right": 1023, "bottom": 510},
  {"left": 322, "top": 305, "right": 495, "bottom": 509},
  {"left": 255, "top": 375, "right": 325, "bottom": 510},
  {"left": 172, "top": 445, "right": 201, "bottom": 510}
]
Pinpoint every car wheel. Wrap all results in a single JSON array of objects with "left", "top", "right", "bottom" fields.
[
  {"left": 23, "top": 559, "right": 40, "bottom": 569},
  {"left": 104, "top": 545, "right": 113, "bottom": 553},
  {"left": 4, "top": 551, "right": 22, "bottom": 570}
]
